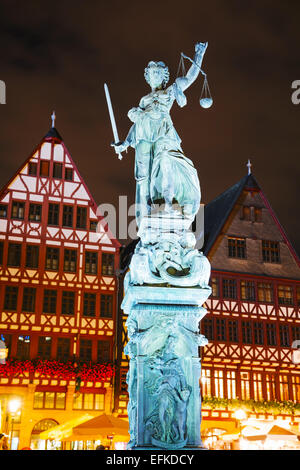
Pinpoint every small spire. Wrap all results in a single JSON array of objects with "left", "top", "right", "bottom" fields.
[
  {"left": 51, "top": 110, "right": 56, "bottom": 128},
  {"left": 247, "top": 159, "right": 252, "bottom": 175}
]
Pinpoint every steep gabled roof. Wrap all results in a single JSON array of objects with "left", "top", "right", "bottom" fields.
[
  {"left": 203, "top": 173, "right": 300, "bottom": 268},
  {"left": 203, "top": 174, "right": 252, "bottom": 255},
  {"left": 0, "top": 125, "right": 121, "bottom": 249}
]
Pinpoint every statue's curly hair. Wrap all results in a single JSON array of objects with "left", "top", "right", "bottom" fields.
[{"left": 144, "top": 61, "right": 170, "bottom": 88}]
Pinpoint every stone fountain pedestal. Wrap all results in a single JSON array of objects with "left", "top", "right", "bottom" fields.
[{"left": 121, "top": 215, "right": 211, "bottom": 450}]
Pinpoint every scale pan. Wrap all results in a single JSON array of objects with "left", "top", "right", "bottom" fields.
[{"left": 200, "top": 97, "right": 213, "bottom": 109}]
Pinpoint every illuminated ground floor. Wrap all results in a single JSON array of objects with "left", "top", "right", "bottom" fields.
[
  {"left": 1, "top": 382, "right": 299, "bottom": 450},
  {"left": 201, "top": 407, "right": 300, "bottom": 450},
  {"left": 0, "top": 378, "right": 114, "bottom": 450}
]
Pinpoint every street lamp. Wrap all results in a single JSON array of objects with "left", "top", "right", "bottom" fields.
[{"left": 8, "top": 399, "right": 21, "bottom": 450}]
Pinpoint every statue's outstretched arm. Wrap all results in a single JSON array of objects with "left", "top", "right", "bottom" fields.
[{"left": 176, "top": 42, "right": 208, "bottom": 93}]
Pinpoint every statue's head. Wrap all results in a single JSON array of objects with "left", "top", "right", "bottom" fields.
[{"left": 144, "top": 61, "right": 170, "bottom": 89}]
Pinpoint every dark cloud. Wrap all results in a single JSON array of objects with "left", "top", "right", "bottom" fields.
[{"left": 0, "top": 0, "right": 299, "bottom": 253}]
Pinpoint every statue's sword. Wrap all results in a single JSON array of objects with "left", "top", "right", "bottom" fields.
[{"left": 104, "top": 83, "right": 123, "bottom": 160}]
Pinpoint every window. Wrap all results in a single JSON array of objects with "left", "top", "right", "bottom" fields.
[
  {"left": 64, "top": 249, "right": 77, "bottom": 272},
  {"left": 0, "top": 204, "right": 7, "bottom": 218},
  {"left": 65, "top": 168, "right": 73, "bottom": 181},
  {"left": 83, "top": 293, "right": 96, "bottom": 317},
  {"left": 11, "top": 201, "right": 25, "bottom": 219},
  {"left": 278, "top": 285, "right": 293, "bottom": 306},
  {"left": 222, "top": 279, "right": 237, "bottom": 299},
  {"left": 48, "top": 203, "right": 59, "bottom": 226},
  {"left": 297, "top": 287, "right": 300, "bottom": 306},
  {"left": 62, "top": 205, "right": 73, "bottom": 228},
  {"left": 40, "top": 161, "right": 49, "bottom": 177},
  {"left": 57, "top": 338, "right": 71, "bottom": 362},
  {"left": 266, "top": 374, "right": 276, "bottom": 401},
  {"left": 101, "top": 253, "right": 115, "bottom": 276},
  {"left": 100, "top": 294, "right": 113, "bottom": 318},
  {"left": 73, "top": 393, "right": 104, "bottom": 411},
  {"left": 16, "top": 335, "right": 31, "bottom": 360},
  {"left": 240, "top": 371, "right": 251, "bottom": 400},
  {"left": 202, "top": 317, "right": 214, "bottom": 341},
  {"left": 266, "top": 323, "right": 277, "bottom": 346},
  {"left": 210, "top": 277, "right": 219, "bottom": 298},
  {"left": 214, "top": 370, "right": 224, "bottom": 398},
  {"left": 90, "top": 221, "right": 97, "bottom": 232},
  {"left": 4, "top": 286, "right": 18, "bottom": 310},
  {"left": 279, "top": 324, "right": 290, "bottom": 347},
  {"left": 22, "top": 287, "right": 36, "bottom": 312},
  {"left": 242, "top": 321, "right": 252, "bottom": 344},
  {"left": 0, "top": 241, "right": 3, "bottom": 265},
  {"left": 254, "top": 207, "right": 262, "bottom": 222},
  {"left": 258, "top": 282, "right": 273, "bottom": 303},
  {"left": 292, "top": 376, "right": 300, "bottom": 402},
  {"left": 253, "top": 322, "right": 264, "bottom": 345},
  {"left": 0, "top": 334, "right": 12, "bottom": 358},
  {"left": 228, "top": 320, "right": 238, "bottom": 343},
  {"left": 241, "top": 280, "right": 256, "bottom": 301},
  {"left": 226, "top": 371, "right": 236, "bottom": 399},
  {"left": 33, "top": 392, "right": 66, "bottom": 410},
  {"left": 262, "top": 240, "right": 280, "bottom": 263},
  {"left": 279, "top": 375, "right": 290, "bottom": 401},
  {"left": 38, "top": 336, "right": 52, "bottom": 359},
  {"left": 7, "top": 243, "right": 21, "bottom": 267},
  {"left": 29, "top": 203, "right": 42, "bottom": 222},
  {"left": 28, "top": 162, "right": 37, "bottom": 176},
  {"left": 201, "top": 369, "right": 212, "bottom": 397},
  {"left": 97, "top": 340, "right": 111, "bottom": 363},
  {"left": 45, "top": 247, "right": 59, "bottom": 271},
  {"left": 241, "top": 206, "right": 251, "bottom": 221},
  {"left": 80, "top": 339, "right": 92, "bottom": 362},
  {"left": 25, "top": 245, "right": 39, "bottom": 268},
  {"left": 61, "top": 291, "right": 75, "bottom": 315},
  {"left": 253, "top": 373, "right": 263, "bottom": 400},
  {"left": 43, "top": 289, "right": 57, "bottom": 314},
  {"left": 228, "top": 237, "right": 246, "bottom": 259},
  {"left": 292, "top": 326, "right": 300, "bottom": 342},
  {"left": 76, "top": 206, "right": 87, "bottom": 229},
  {"left": 53, "top": 162, "right": 63, "bottom": 179},
  {"left": 85, "top": 251, "right": 98, "bottom": 275},
  {"left": 216, "top": 319, "right": 226, "bottom": 341}
]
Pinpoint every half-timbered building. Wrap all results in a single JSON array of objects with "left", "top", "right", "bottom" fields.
[
  {"left": 0, "top": 121, "right": 120, "bottom": 449},
  {"left": 114, "top": 167, "right": 300, "bottom": 449},
  {"left": 200, "top": 169, "right": 300, "bottom": 448}
]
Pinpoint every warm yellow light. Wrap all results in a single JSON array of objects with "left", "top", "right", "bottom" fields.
[
  {"left": 0, "top": 349, "right": 8, "bottom": 359},
  {"left": 8, "top": 399, "right": 21, "bottom": 414},
  {"left": 234, "top": 409, "right": 247, "bottom": 421}
]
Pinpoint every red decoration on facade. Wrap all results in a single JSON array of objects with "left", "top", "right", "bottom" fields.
[{"left": 0, "top": 359, "right": 115, "bottom": 382}]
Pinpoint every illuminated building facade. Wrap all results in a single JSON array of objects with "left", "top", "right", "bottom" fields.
[
  {"left": 200, "top": 172, "right": 300, "bottom": 447},
  {"left": 114, "top": 170, "right": 300, "bottom": 448},
  {"left": 0, "top": 124, "right": 120, "bottom": 449}
]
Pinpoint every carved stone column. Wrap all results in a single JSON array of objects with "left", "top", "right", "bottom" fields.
[{"left": 122, "top": 281, "right": 211, "bottom": 450}]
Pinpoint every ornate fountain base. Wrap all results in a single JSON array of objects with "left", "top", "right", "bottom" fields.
[{"left": 122, "top": 284, "right": 211, "bottom": 450}]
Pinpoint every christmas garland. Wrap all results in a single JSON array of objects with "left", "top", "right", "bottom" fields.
[
  {"left": 0, "top": 359, "right": 115, "bottom": 382},
  {"left": 202, "top": 396, "right": 300, "bottom": 416}
]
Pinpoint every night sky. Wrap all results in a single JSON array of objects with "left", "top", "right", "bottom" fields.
[{"left": 0, "top": 0, "right": 299, "bottom": 254}]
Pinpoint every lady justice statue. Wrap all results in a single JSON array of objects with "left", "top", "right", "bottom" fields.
[
  {"left": 109, "top": 43, "right": 212, "bottom": 450},
  {"left": 110, "top": 42, "right": 208, "bottom": 227}
]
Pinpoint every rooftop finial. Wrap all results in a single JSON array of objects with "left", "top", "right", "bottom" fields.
[
  {"left": 247, "top": 159, "right": 252, "bottom": 175},
  {"left": 51, "top": 111, "right": 56, "bottom": 128}
]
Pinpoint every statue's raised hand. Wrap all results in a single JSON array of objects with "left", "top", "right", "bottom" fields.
[{"left": 195, "top": 42, "right": 208, "bottom": 55}]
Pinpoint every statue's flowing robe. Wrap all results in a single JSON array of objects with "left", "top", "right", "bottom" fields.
[{"left": 125, "top": 81, "right": 201, "bottom": 219}]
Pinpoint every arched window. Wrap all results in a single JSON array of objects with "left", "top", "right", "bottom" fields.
[{"left": 30, "top": 419, "right": 59, "bottom": 450}]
